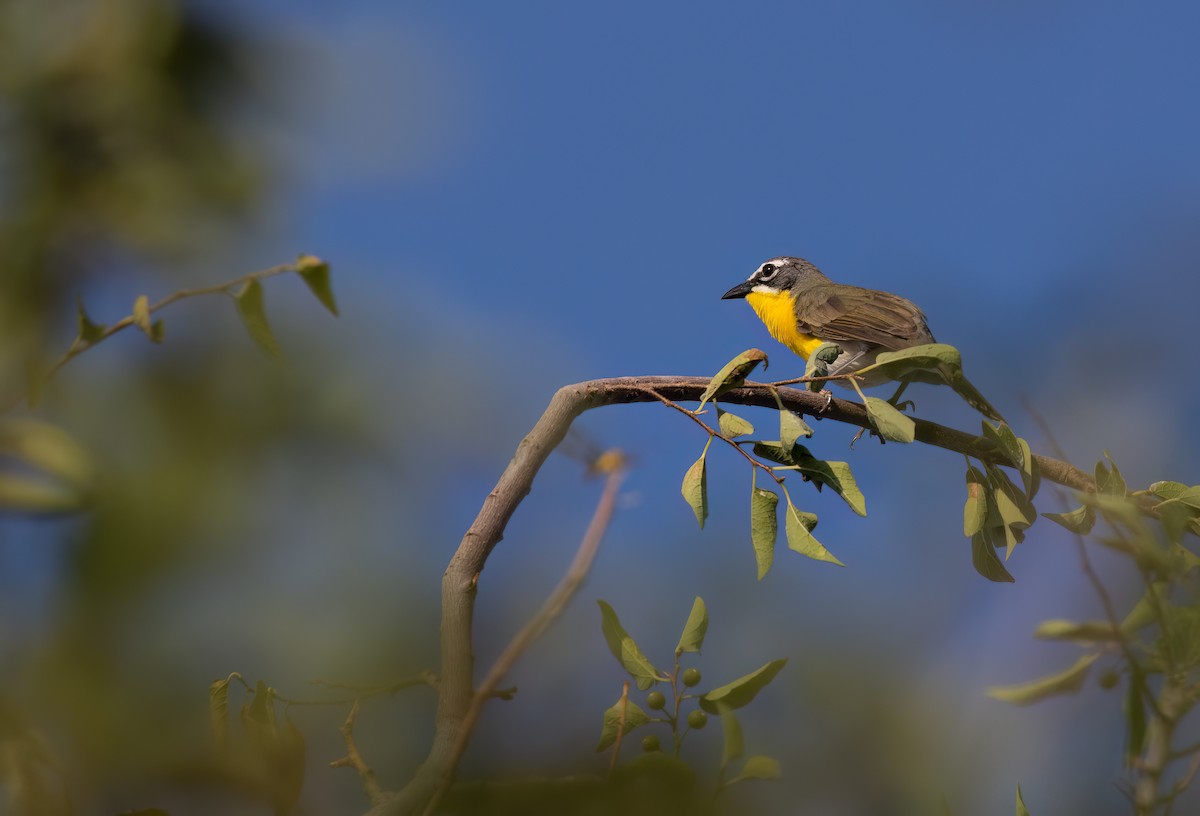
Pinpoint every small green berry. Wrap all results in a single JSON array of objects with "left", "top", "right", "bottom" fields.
[
  {"left": 642, "top": 734, "right": 661, "bottom": 752},
  {"left": 1098, "top": 670, "right": 1120, "bottom": 690},
  {"left": 646, "top": 691, "right": 667, "bottom": 710},
  {"left": 682, "top": 668, "right": 702, "bottom": 687},
  {"left": 687, "top": 710, "right": 708, "bottom": 730}
]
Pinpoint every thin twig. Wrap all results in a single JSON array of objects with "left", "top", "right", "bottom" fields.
[
  {"left": 421, "top": 457, "right": 628, "bottom": 815},
  {"left": 44, "top": 262, "right": 299, "bottom": 381},
  {"left": 331, "top": 699, "right": 387, "bottom": 806}
]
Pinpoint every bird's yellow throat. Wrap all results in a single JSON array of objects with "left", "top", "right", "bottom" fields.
[{"left": 745, "top": 289, "right": 825, "bottom": 361}]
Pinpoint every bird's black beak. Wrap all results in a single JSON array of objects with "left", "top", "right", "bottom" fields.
[{"left": 721, "top": 280, "right": 755, "bottom": 300}]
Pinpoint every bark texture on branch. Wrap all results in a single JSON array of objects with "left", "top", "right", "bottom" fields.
[{"left": 369, "top": 376, "right": 1094, "bottom": 815}]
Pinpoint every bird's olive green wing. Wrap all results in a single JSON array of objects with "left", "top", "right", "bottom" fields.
[{"left": 793, "top": 283, "right": 934, "bottom": 350}]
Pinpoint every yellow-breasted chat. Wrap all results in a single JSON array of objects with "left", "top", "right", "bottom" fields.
[{"left": 722, "top": 256, "right": 1003, "bottom": 421}]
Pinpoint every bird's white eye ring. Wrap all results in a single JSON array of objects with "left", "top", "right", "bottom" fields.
[{"left": 759, "top": 263, "right": 778, "bottom": 280}]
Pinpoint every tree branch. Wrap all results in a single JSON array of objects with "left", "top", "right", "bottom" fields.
[{"left": 368, "top": 376, "right": 1095, "bottom": 816}]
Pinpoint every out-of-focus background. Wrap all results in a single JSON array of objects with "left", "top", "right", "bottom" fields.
[{"left": 2, "top": 1, "right": 1198, "bottom": 814}]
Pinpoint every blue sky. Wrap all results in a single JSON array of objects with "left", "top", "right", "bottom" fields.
[{"left": 235, "top": 2, "right": 1200, "bottom": 811}]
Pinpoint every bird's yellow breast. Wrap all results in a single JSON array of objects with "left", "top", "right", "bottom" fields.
[{"left": 745, "top": 290, "right": 825, "bottom": 360}]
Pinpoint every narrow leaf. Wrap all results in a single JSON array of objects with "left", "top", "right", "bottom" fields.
[
  {"left": 1033, "top": 619, "right": 1121, "bottom": 642},
  {"left": 234, "top": 279, "right": 283, "bottom": 359},
  {"left": 752, "top": 441, "right": 796, "bottom": 466},
  {"left": 699, "top": 658, "right": 788, "bottom": 713},
  {"left": 676, "top": 597, "right": 708, "bottom": 654},
  {"left": 717, "top": 409, "right": 754, "bottom": 438},
  {"left": 296, "top": 254, "right": 338, "bottom": 316},
  {"left": 208, "top": 673, "right": 239, "bottom": 748},
  {"left": 1125, "top": 667, "right": 1147, "bottom": 764},
  {"left": 863, "top": 396, "right": 915, "bottom": 443},
  {"left": 597, "top": 600, "right": 664, "bottom": 690},
  {"left": 699, "top": 349, "right": 768, "bottom": 410},
  {"left": 1016, "top": 785, "right": 1031, "bottom": 816},
  {"left": 76, "top": 297, "right": 105, "bottom": 344},
  {"left": 1096, "top": 453, "right": 1127, "bottom": 496},
  {"left": 596, "top": 698, "right": 650, "bottom": 751},
  {"left": 681, "top": 453, "right": 708, "bottom": 529},
  {"left": 986, "top": 653, "right": 1099, "bottom": 705},
  {"left": 785, "top": 502, "right": 843, "bottom": 565},
  {"left": 751, "top": 487, "right": 779, "bottom": 580},
  {"left": 133, "top": 295, "right": 153, "bottom": 335}
]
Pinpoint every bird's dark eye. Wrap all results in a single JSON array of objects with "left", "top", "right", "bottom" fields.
[{"left": 759, "top": 263, "right": 777, "bottom": 280}]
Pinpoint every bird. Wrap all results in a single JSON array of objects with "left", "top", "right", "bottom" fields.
[{"left": 721, "top": 256, "right": 1003, "bottom": 420}]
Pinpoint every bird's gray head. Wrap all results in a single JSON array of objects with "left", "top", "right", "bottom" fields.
[{"left": 720, "top": 257, "right": 826, "bottom": 300}]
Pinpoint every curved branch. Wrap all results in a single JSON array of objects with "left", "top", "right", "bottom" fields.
[{"left": 368, "top": 376, "right": 1094, "bottom": 816}]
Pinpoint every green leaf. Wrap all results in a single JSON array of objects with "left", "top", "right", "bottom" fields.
[
  {"left": 1172, "top": 485, "right": 1200, "bottom": 511},
  {"left": 858, "top": 342, "right": 962, "bottom": 381},
  {"left": 790, "top": 446, "right": 867, "bottom": 517},
  {"left": 1016, "top": 785, "right": 1031, "bottom": 816},
  {"left": 963, "top": 466, "right": 987, "bottom": 537},
  {"left": 1158, "top": 501, "right": 1197, "bottom": 544},
  {"left": 716, "top": 703, "right": 744, "bottom": 768},
  {"left": 717, "top": 409, "right": 754, "bottom": 438},
  {"left": 1033, "top": 619, "right": 1121, "bottom": 642},
  {"left": 1148, "top": 481, "right": 1189, "bottom": 500},
  {"left": 1096, "top": 453, "right": 1127, "bottom": 496},
  {"left": 681, "top": 452, "right": 708, "bottom": 529},
  {"left": 0, "top": 418, "right": 95, "bottom": 513},
  {"left": 208, "top": 673, "right": 241, "bottom": 749},
  {"left": 75, "top": 296, "right": 106, "bottom": 344},
  {"left": 699, "top": 658, "right": 788, "bottom": 714},
  {"left": 752, "top": 441, "right": 796, "bottom": 466},
  {"left": 676, "top": 597, "right": 708, "bottom": 654},
  {"left": 784, "top": 502, "right": 844, "bottom": 566},
  {"left": 863, "top": 396, "right": 915, "bottom": 443},
  {"left": 597, "top": 600, "right": 665, "bottom": 690},
  {"left": 751, "top": 487, "right": 779, "bottom": 580},
  {"left": 595, "top": 698, "right": 651, "bottom": 751},
  {"left": 779, "top": 410, "right": 813, "bottom": 450},
  {"left": 296, "top": 254, "right": 338, "bottom": 316},
  {"left": 234, "top": 279, "right": 283, "bottom": 359},
  {"left": 982, "top": 423, "right": 1039, "bottom": 499},
  {"left": 1125, "top": 667, "right": 1147, "bottom": 764},
  {"left": 971, "top": 530, "right": 1015, "bottom": 583},
  {"left": 132, "top": 294, "right": 166, "bottom": 344},
  {"left": 733, "top": 755, "right": 781, "bottom": 782},
  {"left": 986, "top": 653, "right": 1099, "bottom": 705},
  {"left": 987, "top": 465, "right": 1037, "bottom": 526},
  {"left": 699, "top": 349, "right": 769, "bottom": 410},
  {"left": 1042, "top": 504, "right": 1095, "bottom": 535}
]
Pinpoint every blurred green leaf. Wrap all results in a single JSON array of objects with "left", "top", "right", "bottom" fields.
[
  {"left": 964, "top": 466, "right": 987, "bottom": 537},
  {"left": 971, "top": 530, "right": 1014, "bottom": 583},
  {"left": 1125, "top": 668, "right": 1147, "bottom": 765},
  {"left": 699, "top": 658, "right": 787, "bottom": 714},
  {"left": 779, "top": 409, "right": 813, "bottom": 450},
  {"left": 716, "top": 703, "right": 744, "bottom": 767},
  {"left": 732, "top": 755, "right": 781, "bottom": 783},
  {"left": 208, "top": 672, "right": 241, "bottom": 749},
  {"left": 234, "top": 279, "right": 283, "bottom": 359},
  {"left": 598, "top": 601, "right": 664, "bottom": 690},
  {"left": 1096, "top": 453, "right": 1127, "bottom": 497},
  {"left": 784, "top": 502, "right": 843, "bottom": 566},
  {"left": 1016, "top": 785, "right": 1031, "bottom": 816},
  {"left": 296, "top": 254, "right": 338, "bottom": 316},
  {"left": 717, "top": 409, "right": 754, "bottom": 438},
  {"left": 699, "top": 349, "right": 768, "bottom": 410},
  {"left": 1042, "top": 504, "right": 1096, "bottom": 535},
  {"left": 858, "top": 343, "right": 961, "bottom": 381},
  {"left": 751, "top": 487, "right": 779, "bottom": 580},
  {"left": 1034, "top": 619, "right": 1121, "bottom": 642},
  {"left": 863, "top": 397, "right": 915, "bottom": 443},
  {"left": 596, "top": 698, "right": 651, "bottom": 752},
  {"left": 681, "top": 452, "right": 708, "bottom": 529},
  {"left": 76, "top": 297, "right": 106, "bottom": 344},
  {"left": 676, "top": 597, "right": 708, "bottom": 655},
  {"left": 986, "top": 653, "right": 1099, "bottom": 705}
]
